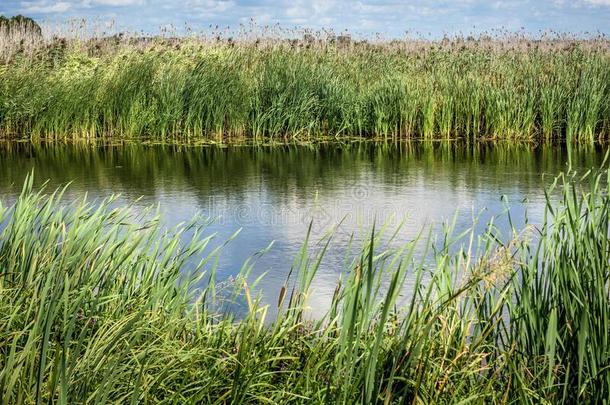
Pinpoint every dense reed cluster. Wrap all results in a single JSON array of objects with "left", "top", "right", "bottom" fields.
[
  {"left": 0, "top": 26, "right": 609, "bottom": 142},
  {"left": 0, "top": 167, "right": 608, "bottom": 403}
]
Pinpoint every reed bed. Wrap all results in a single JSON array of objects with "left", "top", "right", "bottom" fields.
[
  {"left": 0, "top": 167, "right": 609, "bottom": 404},
  {"left": 0, "top": 25, "right": 609, "bottom": 142}
]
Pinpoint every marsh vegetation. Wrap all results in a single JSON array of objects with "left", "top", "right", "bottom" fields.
[
  {"left": 0, "top": 26, "right": 609, "bottom": 142},
  {"left": 0, "top": 167, "right": 609, "bottom": 403},
  {"left": 1, "top": 18, "right": 610, "bottom": 404}
]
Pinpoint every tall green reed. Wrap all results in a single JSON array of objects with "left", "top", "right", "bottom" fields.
[
  {"left": 0, "top": 36, "right": 608, "bottom": 142},
  {"left": 0, "top": 167, "right": 609, "bottom": 403}
]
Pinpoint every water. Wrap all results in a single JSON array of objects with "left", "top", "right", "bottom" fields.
[{"left": 0, "top": 141, "right": 605, "bottom": 316}]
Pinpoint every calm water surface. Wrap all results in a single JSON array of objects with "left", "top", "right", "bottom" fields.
[{"left": 0, "top": 142, "right": 605, "bottom": 316}]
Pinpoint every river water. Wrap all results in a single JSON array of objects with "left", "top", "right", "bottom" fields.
[{"left": 0, "top": 141, "right": 605, "bottom": 316}]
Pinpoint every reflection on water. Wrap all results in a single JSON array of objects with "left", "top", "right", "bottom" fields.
[{"left": 0, "top": 141, "right": 605, "bottom": 316}]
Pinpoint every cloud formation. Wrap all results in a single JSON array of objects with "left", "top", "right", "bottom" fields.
[
  {"left": 1, "top": 0, "right": 609, "bottom": 37},
  {"left": 91, "top": 0, "right": 145, "bottom": 5},
  {"left": 583, "top": 0, "right": 610, "bottom": 5},
  {"left": 20, "top": 1, "right": 72, "bottom": 13}
]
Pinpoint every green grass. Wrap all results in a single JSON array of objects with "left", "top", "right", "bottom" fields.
[
  {"left": 0, "top": 166, "right": 609, "bottom": 403},
  {"left": 0, "top": 33, "right": 609, "bottom": 142}
]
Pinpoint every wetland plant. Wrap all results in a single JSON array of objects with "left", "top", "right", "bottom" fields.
[
  {"left": 0, "top": 168, "right": 609, "bottom": 403},
  {"left": 0, "top": 26, "right": 608, "bottom": 142}
]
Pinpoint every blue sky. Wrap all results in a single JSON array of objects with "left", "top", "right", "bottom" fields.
[{"left": 1, "top": 0, "right": 610, "bottom": 38}]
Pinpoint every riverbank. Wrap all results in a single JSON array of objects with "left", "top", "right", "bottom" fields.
[
  {"left": 1, "top": 32, "right": 609, "bottom": 143},
  {"left": 0, "top": 167, "right": 608, "bottom": 403}
]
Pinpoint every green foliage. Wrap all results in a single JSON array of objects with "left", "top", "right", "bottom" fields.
[
  {"left": 0, "top": 15, "right": 42, "bottom": 36},
  {"left": 1, "top": 167, "right": 609, "bottom": 403},
  {"left": 0, "top": 38, "right": 608, "bottom": 142}
]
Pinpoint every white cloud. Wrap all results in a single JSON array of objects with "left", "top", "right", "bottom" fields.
[
  {"left": 21, "top": 1, "right": 72, "bottom": 13},
  {"left": 187, "top": 0, "right": 235, "bottom": 13},
  {"left": 21, "top": 0, "right": 146, "bottom": 13},
  {"left": 582, "top": 0, "right": 610, "bottom": 4},
  {"left": 93, "top": 0, "right": 145, "bottom": 5}
]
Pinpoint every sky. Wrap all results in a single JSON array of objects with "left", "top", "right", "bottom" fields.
[{"left": 1, "top": 0, "right": 610, "bottom": 38}]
